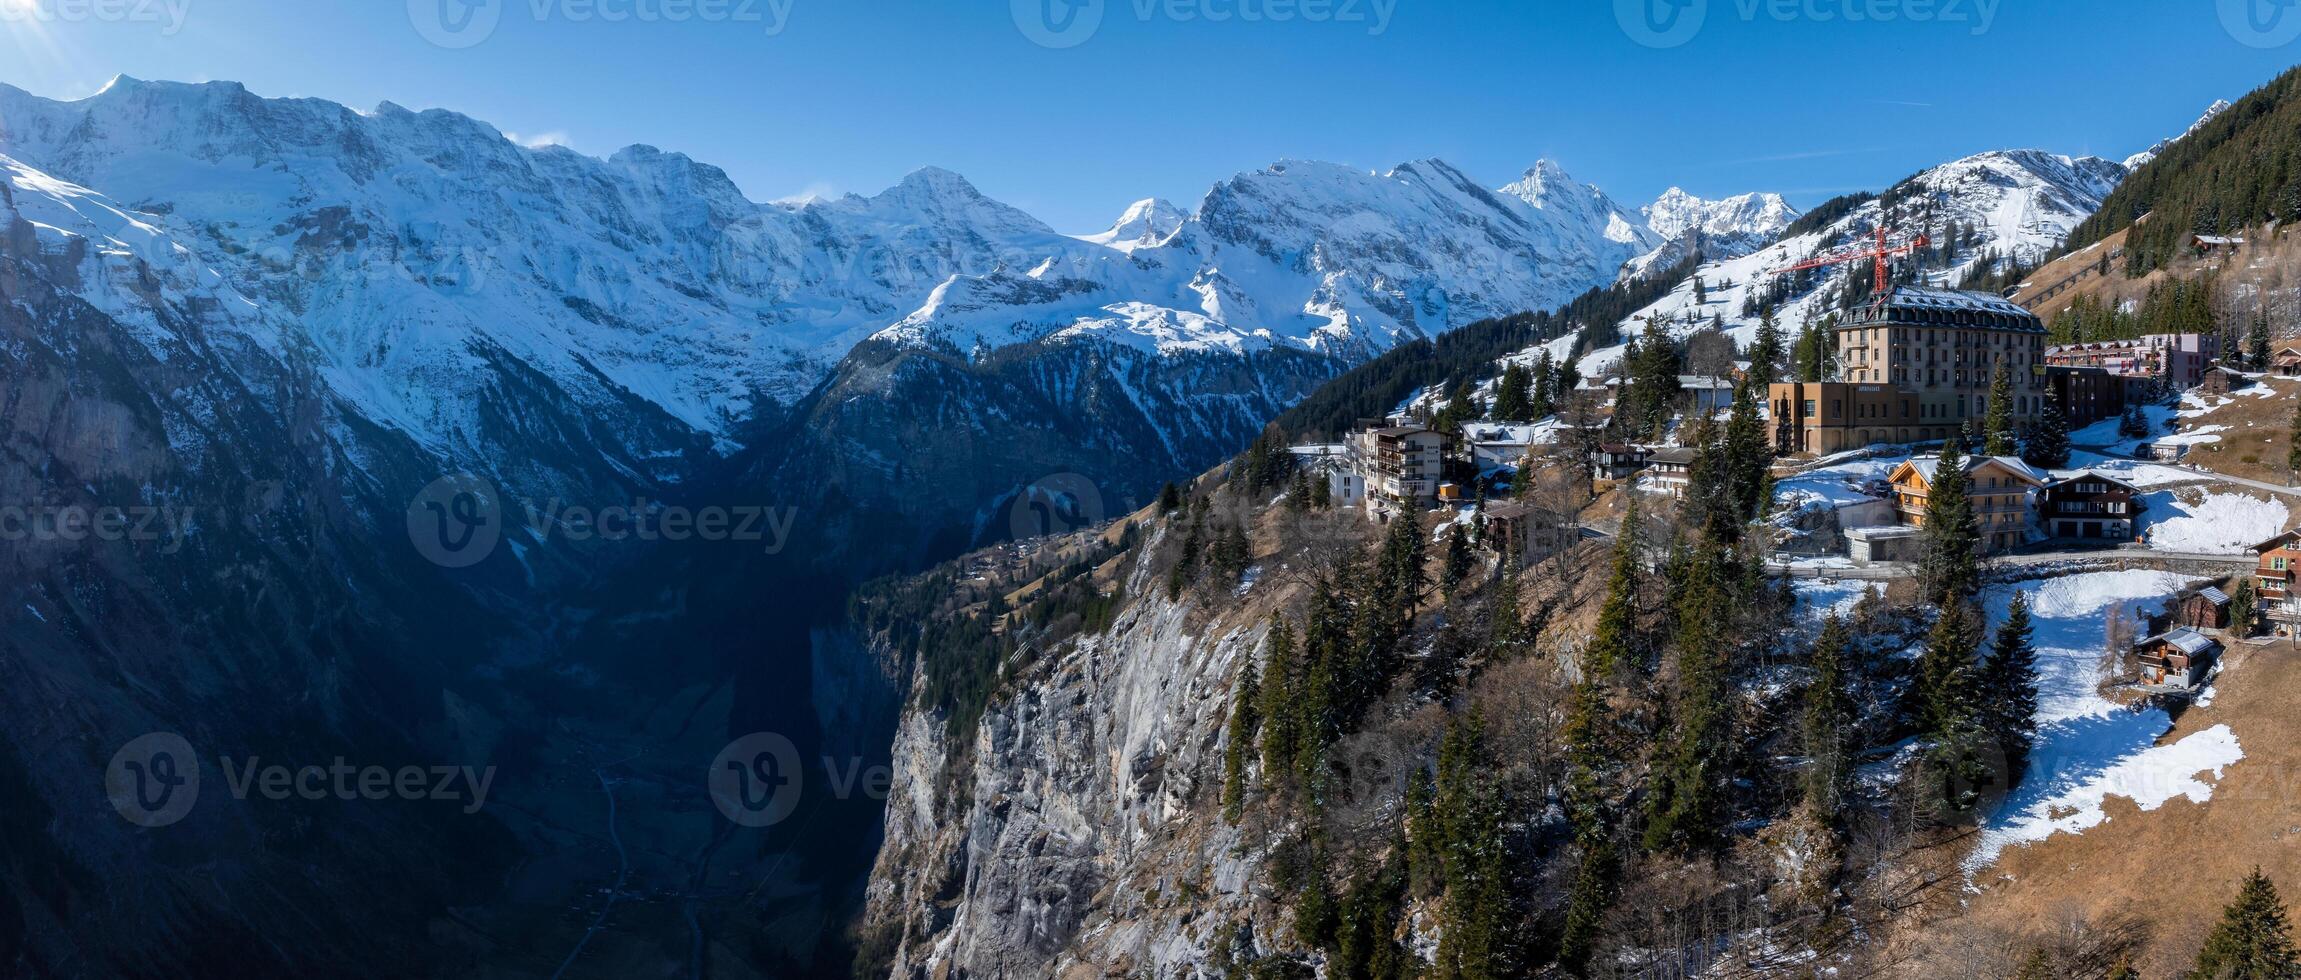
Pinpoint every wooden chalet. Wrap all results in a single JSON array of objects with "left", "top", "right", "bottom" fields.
[
  {"left": 2275, "top": 345, "right": 2301, "bottom": 378},
  {"left": 1887, "top": 455, "right": 2045, "bottom": 554},
  {"left": 2255, "top": 530, "right": 2301, "bottom": 632},
  {"left": 2135, "top": 626, "right": 2219, "bottom": 691},
  {"left": 2171, "top": 585, "right": 2233, "bottom": 631},
  {"left": 2039, "top": 471, "right": 2144, "bottom": 543}
]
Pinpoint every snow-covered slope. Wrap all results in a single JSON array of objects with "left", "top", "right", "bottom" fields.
[
  {"left": 2124, "top": 100, "right": 2233, "bottom": 170},
  {"left": 877, "top": 157, "right": 1676, "bottom": 362},
  {"left": 1569, "top": 147, "right": 2128, "bottom": 379},
  {"left": 0, "top": 77, "right": 1103, "bottom": 450}
]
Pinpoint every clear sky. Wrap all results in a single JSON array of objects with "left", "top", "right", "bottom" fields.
[{"left": 0, "top": 0, "right": 2292, "bottom": 232}]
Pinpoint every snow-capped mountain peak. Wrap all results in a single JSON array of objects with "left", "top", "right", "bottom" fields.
[
  {"left": 2123, "top": 99, "right": 2234, "bottom": 170},
  {"left": 1078, "top": 197, "right": 1187, "bottom": 252},
  {"left": 1641, "top": 186, "right": 1799, "bottom": 251}
]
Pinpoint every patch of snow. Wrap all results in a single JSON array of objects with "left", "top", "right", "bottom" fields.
[{"left": 2140, "top": 490, "right": 2289, "bottom": 554}]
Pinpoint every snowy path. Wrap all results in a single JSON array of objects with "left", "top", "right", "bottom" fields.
[{"left": 1967, "top": 571, "right": 2246, "bottom": 871}]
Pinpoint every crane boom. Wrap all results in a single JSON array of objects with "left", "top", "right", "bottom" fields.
[{"left": 1767, "top": 225, "right": 1931, "bottom": 297}]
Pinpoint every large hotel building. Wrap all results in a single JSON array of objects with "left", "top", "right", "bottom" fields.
[{"left": 1769, "top": 286, "right": 2063, "bottom": 456}]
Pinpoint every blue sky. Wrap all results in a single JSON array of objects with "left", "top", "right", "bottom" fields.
[{"left": 0, "top": 0, "right": 2293, "bottom": 232}]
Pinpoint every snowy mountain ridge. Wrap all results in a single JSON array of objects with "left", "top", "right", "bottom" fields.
[{"left": 1555, "top": 146, "right": 2132, "bottom": 383}]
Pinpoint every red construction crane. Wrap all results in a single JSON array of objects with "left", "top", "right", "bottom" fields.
[{"left": 1767, "top": 225, "right": 1932, "bottom": 298}]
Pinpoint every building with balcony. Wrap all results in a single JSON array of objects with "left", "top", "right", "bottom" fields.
[
  {"left": 2040, "top": 471, "right": 2145, "bottom": 542},
  {"left": 2043, "top": 333, "right": 2221, "bottom": 388},
  {"left": 1886, "top": 454, "right": 2044, "bottom": 554},
  {"left": 1349, "top": 424, "right": 1446, "bottom": 516},
  {"left": 2252, "top": 530, "right": 2301, "bottom": 633}
]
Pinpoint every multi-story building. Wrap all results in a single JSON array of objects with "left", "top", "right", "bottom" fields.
[
  {"left": 1349, "top": 425, "right": 1445, "bottom": 515},
  {"left": 2253, "top": 530, "right": 2301, "bottom": 633},
  {"left": 1886, "top": 454, "right": 2044, "bottom": 554},
  {"left": 1770, "top": 287, "right": 2051, "bottom": 455},
  {"left": 2040, "top": 471, "right": 2146, "bottom": 542},
  {"left": 2044, "top": 333, "right": 2221, "bottom": 388}
]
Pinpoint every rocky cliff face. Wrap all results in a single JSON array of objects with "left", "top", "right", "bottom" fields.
[{"left": 863, "top": 532, "right": 1283, "bottom": 978}]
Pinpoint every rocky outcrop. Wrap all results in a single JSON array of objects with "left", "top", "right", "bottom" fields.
[{"left": 864, "top": 543, "right": 1281, "bottom": 978}]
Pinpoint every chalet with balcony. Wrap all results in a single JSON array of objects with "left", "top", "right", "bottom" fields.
[
  {"left": 2135, "top": 627, "right": 2219, "bottom": 691},
  {"left": 2039, "top": 471, "right": 2145, "bottom": 542},
  {"left": 1887, "top": 454, "right": 2045, "bottom": 554},
  {"left": 2253, "top": 530, "right": 2301, "bottom": 630}
]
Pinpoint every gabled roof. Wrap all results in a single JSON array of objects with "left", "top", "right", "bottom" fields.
[
  {"left": 2195, "top": 586, "right": 2231, "bottom": 606},
  {"left": 1647, "top": 447, "right": 1698, "bottom": 465},
  {"left": 2044, "top": 470, "right": 2143, "bottom": 494},
  {"left": 2254, "top": 528, "right": 2301, "bottom": 553},
  {"left": 1892, "top": 454, "right": 2046, "bottom": 489},
  {"left": 2140, "top": 626, "right": 2217, "bottom": 656}
]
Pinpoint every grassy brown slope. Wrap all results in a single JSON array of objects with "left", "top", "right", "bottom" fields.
[{"left": 1932, "top": 639, "right": 2301, "bottom": 977}]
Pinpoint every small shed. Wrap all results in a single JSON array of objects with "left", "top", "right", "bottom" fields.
[
  {"left": 2173, "top": 586, "right": 2233, "bottom": 631},
  {"left": 1845, "top": 525, "right": 1922, "bottom": 566},
  {"left": 2136, "top": 627, "right": 2220, "bottom": 691}
]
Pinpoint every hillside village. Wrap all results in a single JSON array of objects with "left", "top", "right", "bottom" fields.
[{"left": 859, "top": 66, "right": 2301, "bottom": 980}]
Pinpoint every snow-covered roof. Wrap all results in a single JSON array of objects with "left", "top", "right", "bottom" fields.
[
  {"left": 1902, "top": 454, "right": 2045, "bottom": 487},
  {"left": 2142, "top": 627, "right": 2216, "bottom": 656},
  {"left": 1886, "top": 285, "right": 2039, "bottom": 317},
  {"left": 2045, "top": 469, "right": 2142, "bottom": 493},
  {"left": 2195, "top": 586, "right": 2231, "bottom": 606}
]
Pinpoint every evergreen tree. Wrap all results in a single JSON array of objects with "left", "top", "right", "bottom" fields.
[
  {"left": 1531, "top": 349, "right": 1559, "bottom": 419},
  {"left": 1440, "top": 522, "right": 1474, "bottom": 602},
  {"left": 1630, "top": 316, "right": 1684, "bottom": 438},
  {"left": 1642, "top": 544, "right": 1737, "bottom": 853},
  {"left": 1919, "top": 435, "right": 1983, "bottom": 609},
  {"left": 1980, "top": 591, "right": 2041, "bottom": 778},
  {"left": 2021, "top": 402, "right": 2072, "bottom": 468},
  {"left": 1222, "top": 656, "right": 1263, "bottom": 823},
  {"left": 1492, "top": 361, "right": 1536, "bottom": 422},
  {"left": 1802, "top": 614, "right": 1854, "bottom": 825},
  {"left": 2121, "top": 403, "right": 2153, "bottom": 441},
  {"left": 1984, "top": 360, "right": 2018, "bottom": 457},
  {"left": 2188, "top": 869, "right": 2301, "bottom": 980},
  {"left": 1488, "top": 557, "right": 1525, "bottom": 652},
  {"left": 1258, "top": 619, "right": 1301, "bottom": 778},
  {"left": 1914, "top": 602, "right": 1992, "bottom": 819},
  {"left": 2252, "top": 305, "right": 2274, "bottom": 372},
  {"left": 1286, "top": 468, "right": 1314, "bottom": 513},
  {"left": 1558, "top": 678, "right": 1619, "bottom": 973},
  {"left": 1748, "top": 306, "right": 1786, "bottom": 385},
  {"left": 1584, "top": 494, "right": 1641, "bottom": 679},
  {"left": 2011, "top": 950, "right": 2055, "bottom": 980},
  {"left": 1158, "top": 481, "right": 1184, "bottom": 514},
  {"left": 2234, "top": 575, "right": 2260, "bottom": 638},
  {"left": 1721, "top": 379, "right": 1774, "bottom": 525}
]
